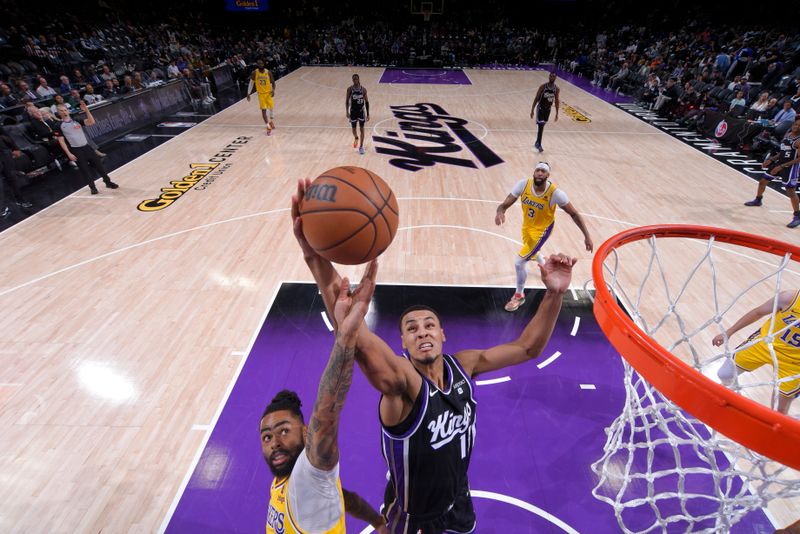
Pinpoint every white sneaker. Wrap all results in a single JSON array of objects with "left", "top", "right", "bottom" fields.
[{"left": 504, "top": 293, "right": 525, "bottom": 312}]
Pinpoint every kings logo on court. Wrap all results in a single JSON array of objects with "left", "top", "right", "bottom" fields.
[{"left": 373, "top": 103, "right": 504, "bottom": 172}]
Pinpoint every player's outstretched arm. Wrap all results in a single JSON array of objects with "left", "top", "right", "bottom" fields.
[
  {"left": 554, "top": 86, "right": 560, "bottom": 121},
  {"left": 531, "top": 85, "right": 543, "bottom": 118},
  {"left": 712, "top": 290, "right": 796, "bottom": 346},
  {"left": 342, "top": 488, "right": 388, "bottom": 533},
  {"left": 305, "top": 262, "right": 377, "bottom": 471},
  {"left": 456, "top": 254, "right": 575, "bottom": 377},
  {"left": 495, "top": 193, "right": 518, "bottom": 225},
  {"left": 560, "top": 202, "right": 593, "bottom": 252},
  {"left": 269, "top": 70, "right": 275, "bottom": 96},
  {"left": 292, "top": 180, "right": 420, "bottom": 399}
]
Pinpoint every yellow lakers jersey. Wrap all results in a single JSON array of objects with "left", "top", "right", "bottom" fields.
[
  {"left": 266, "top": 475, "right": 346, "bottom": 534},
  {"left": 760, "top": 291, "right": 800, "bottom": 357},
  {"left": 255, "top": 69, "right": 272, "bottom": 94},
  {"left": 520, "top": 179, "right": 558, "bottom": 234}
]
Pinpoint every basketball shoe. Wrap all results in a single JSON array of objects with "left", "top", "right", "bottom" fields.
[
  {"left": 504, "top": 293, "right": 525, "bottom": 312},
  {"left": 789, "top": 215, "right": 800, "bottom": 229}
]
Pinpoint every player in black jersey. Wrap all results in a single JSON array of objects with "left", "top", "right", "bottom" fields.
[
  {"left": 744, "top": 117, "right": 800, "bottom": 229},
  {"left": 530, "top": 71, "right": 560, "bottom": 153},
  {"left": 346, "top": 74, "right": 370, "bottom": 155},
  {"left": 291, "top": 179, "right": 577, "bottom": 533}
]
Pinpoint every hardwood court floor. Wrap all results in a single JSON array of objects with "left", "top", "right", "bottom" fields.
[{"left": 0, "top": 66, "right": 798, "bottom": 532}]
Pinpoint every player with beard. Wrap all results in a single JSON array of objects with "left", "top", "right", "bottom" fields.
[
  {"left": 260, "top": 260, "right": 388, "bottom": 534},
  {"left": 247, "top": 59, "right": 276, "bottom": 135},
  {"left": 495, "top": 161, "right": 593, "bottom": 312},
  {"left": 291, "top": 179, "right": 578, "bottom": 533}
]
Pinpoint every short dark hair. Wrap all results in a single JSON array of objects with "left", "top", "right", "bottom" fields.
[
  {"left": 399, "top": 304, "right": 442, "bottom": 331},
  {"left": 262, "top": 390, "right": 304, "bottom": 422}
]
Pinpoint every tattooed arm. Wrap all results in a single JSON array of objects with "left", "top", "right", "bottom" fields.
[
  {"left": 305, "top": 260, "right": 378, "bottom": 471},
  {"left": 343, "top": 488, "right": 388, "bottom": 533}
]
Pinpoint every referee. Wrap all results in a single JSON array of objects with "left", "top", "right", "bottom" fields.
[{"left": 55, "top": 101, "right": 118, "bottom": 194}]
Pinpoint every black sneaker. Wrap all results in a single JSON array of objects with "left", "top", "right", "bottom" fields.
[
  {"left": 15, "top": 200, "right": 33, "bottom": 209},
  {"left": 90, "top": 186, "right": 99, "bottom": 195},
  {"left": 743, "top": 198, "right": 762, "bottom": 207},
  {"left": 104, "top": 180, "right": 119, "bottom": 189}
]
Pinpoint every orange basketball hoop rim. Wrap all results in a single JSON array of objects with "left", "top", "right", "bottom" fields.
[{"left": 592, "top": 224, "right": 800, "bottom": 470}]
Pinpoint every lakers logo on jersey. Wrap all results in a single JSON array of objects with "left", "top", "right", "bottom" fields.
[
  {"left": 266, "top": 472, "right": 346, "bottom": 534},
  {"left": 520, "top": 180, "right": 557, "bottom": 233},
  {"left": 267, "top": 503, "right": 285, "bottom": 534},
  {"left": 517, "top": 179, "right": 557, "bottom": 260}
]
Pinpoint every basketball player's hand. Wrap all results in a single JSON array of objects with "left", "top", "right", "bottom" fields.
[
  {"left": 346, "top": 111, "right": 350, "bottom": 119},
  {"left": 554, "top": 113, "right": 559, "bottom": 123},
  {"left": 530, "top": 111, "right": 534, "bottom": 119},
  {"left": 538, "top": 253, "right": 577, "bottom": 294},
  {"left": 334, "top": 260, "right": 378, "bottom": 344},
  {"left": 494, "top": 211, "right": 505, "bottom": 225},
  {"left": 246, "top": 94, "right": 250, "bottom": 102},
  {"left": 67, "top": 153, "right": 77, "bottom": 162},
  {"left": 712, "top": 333, "right": 727, "bottom": 347},
  {"left": 584, "top": 236, "right": 593, "bottom": 253},
  {"left": 769, "top": 165, "right": 781, "bottom": 176},
  {"left": 291, "top": 178, "right": 319, "bottom": 259}
]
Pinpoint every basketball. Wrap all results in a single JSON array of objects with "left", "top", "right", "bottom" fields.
[{"left": 299, "top": 166, "right": 399, "bottom": 265}]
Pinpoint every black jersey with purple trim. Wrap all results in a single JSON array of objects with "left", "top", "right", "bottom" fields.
[
  {"left": 778, "top": 134, "right": 800, "bottom": 163},
  {"left": 538, "top": 83, "right": 557, "bottom": 110},
  {"left": 348, "top": 85, "right": 366, "bottom": 119},
  {"left": 380, "top": 353, "right": 477, "bottom": 528}
]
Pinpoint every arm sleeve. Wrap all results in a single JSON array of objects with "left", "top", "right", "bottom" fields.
[
  {"left": 286, "top": 449, "right": 343, "bottom": 532},
  {"left": 552, "top": 188, "right": 570, "bottom": 207},
  {"left": 510, "top": 178, "right": 528, "bottom": 197}
]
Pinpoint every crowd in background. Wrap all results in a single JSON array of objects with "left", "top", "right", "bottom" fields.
[{"left": 0, "top": 0, "right": 798, "bottom": 217}]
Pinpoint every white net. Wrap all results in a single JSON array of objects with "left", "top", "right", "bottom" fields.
[{"left": 590, "top": 230, "right": 800, "bottom": 533}]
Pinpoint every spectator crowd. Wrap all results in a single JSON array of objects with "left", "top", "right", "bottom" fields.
[{"left": 0, "top": 0, "right": 798, "bottom": 218}]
